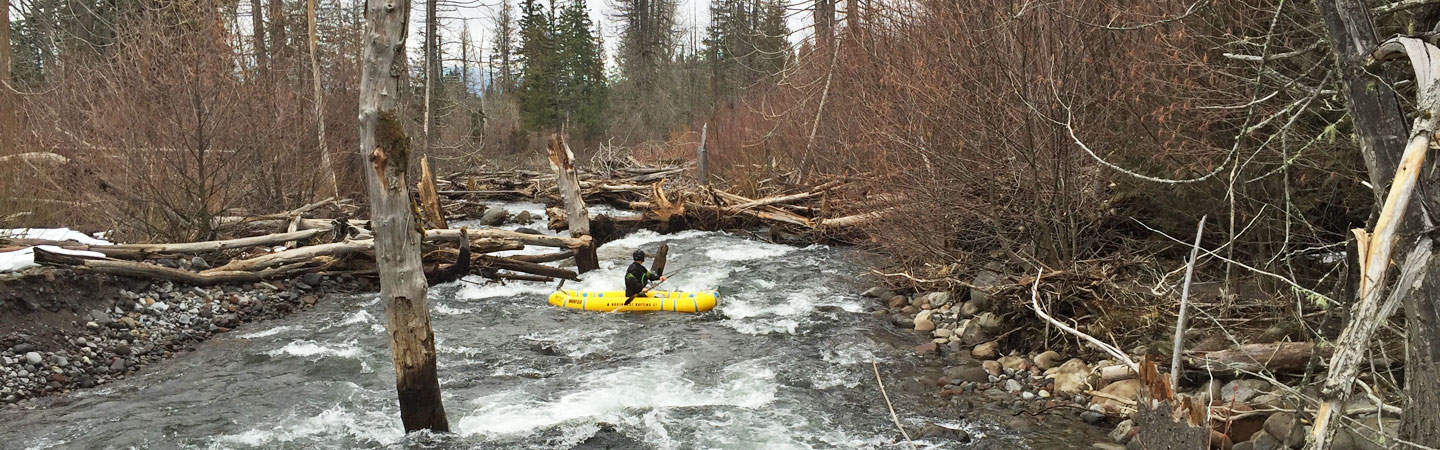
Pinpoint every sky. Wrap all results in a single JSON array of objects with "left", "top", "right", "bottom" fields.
[{"left": 415, "top": 0, "right": 818, "bottom": 73}]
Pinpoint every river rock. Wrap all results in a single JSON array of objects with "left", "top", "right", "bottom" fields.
[
  {"left": 513, "top": 210, "right": 533, "bottom": 224},
  {"left": 1092, "top": 444, "right": 1125, "bottom": 450},
  {"left": 982, "top": 360, "right": 1002, "bottom": 376},
  {"left": 1046, "top": 358, "right": 1091, "bottom": 394},
  {"left": 480, "top": 208, "right": 510, "bottom": 226},
  {"left": 887, "top": 296, "right": 907, "bottom": 308},
  {"left": 24, "top": 352, "right": 42, "bottom": 365},
  {"left": 1003, "top": 379, "right": 1023, "bottom": 393},
  {"left": 998, "top": 355, "right": 1028, "bottom": 371},
  {"left": 914, "top": 342, "right": 939, "bottom": 355},
  {"left": 914, "top": 311, "right": 936, "bottom": 331},
  {"left": 934, "top": 327, "right": 953, "bottom": 338},
  {"left": 1109, "top": 419, "right": 1135, "bottom": 444},
  {"left": 969, "top": 267, "right": 1006, "bottom": 308},
  {"left": 515, "top": 227, "right": 543, "bottom": 235},
  {"left": 1263, "top": 412, "right": 1305, "bottom": 448},
  {"left": 921, "top": 291, "right": 952, "bottom": 307},
  {"left": 947, "top": 366, "right": 990, "bottom": 383},
  {"left": 889, "top": 314, "right": 914, "bottom": 328},
  {"left": 916, "top": 423, "right": 971, "bottom": 443},
  {"left": 972, "top": 341, "right": 999, "bottom": 360},
  {"left": 1222, "top": 378, "right": 1269, "bottom": 403},
  {"left": 1245, "top": 431, "right": 1282, "bottom": 450},
  {"left": 958, "top": 301, "right": 981, "bottom": 318},
  {"left": 862, "top": 286, "right": 895, "bottom": 299},
  {"left": 1092, "top": 379, "right": 1142, "bottom": 414},
  {"left": 972, "top": 312, "right": 1003, "bottom": 334},
  {"left": 1034, "top": 350, "right": 1062, "bottom": 370}
]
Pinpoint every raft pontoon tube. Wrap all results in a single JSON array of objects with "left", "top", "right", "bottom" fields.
[{"left": 547, "top": 290, "right": 718, "bottom": 313}]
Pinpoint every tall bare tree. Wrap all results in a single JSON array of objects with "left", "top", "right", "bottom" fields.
[
  {"left": 357, "top": 0, "right": 449, "bottom": 432},
  {"left": 423, "top": 0, "right": 438, "bottom": 154},
  {"left": 251, "top": 0, "right": 267, "bottom": 68},
  {"left": 2, "top": 0, "right": 11, "bottom": 85},
  {"left": 306, "top": 0, "right": 336, "bottom": 197},
  {"left": 268, "top": 0, "right": 286, "bottom": 60}
]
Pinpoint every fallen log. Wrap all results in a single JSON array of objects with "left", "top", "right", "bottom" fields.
[
  {"left": 1184, "top": 342, "right": 1327, "bottom": 373},
  {"left": 475, "top": 255, "right": 578, "bottom": 280},
  {"left": 208, "top": 240, "right": 372, "bottom": 272},
  {"left": 34, "top": 247, "right": 320, "bottom": 285},
  {"left": 10, "top": 229, "right": 329, "bottom": 259},
  {"left": 508, "top": 251, "right": 574, "bottom": 263},
  {"left": 425, "top": 228, "right": 590, "bottom": 249}
]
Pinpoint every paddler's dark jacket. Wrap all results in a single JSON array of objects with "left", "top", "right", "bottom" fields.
[{"left": 625, "top": 262, "right": 659, "bottom": 296}]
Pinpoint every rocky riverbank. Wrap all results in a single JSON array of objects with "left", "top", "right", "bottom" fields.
[
  {"left": 0, "top": 268, "right": 368, "bottom": 406},
  {"left": 863, "top": 281, "right": 1400, "bottom": 450}
]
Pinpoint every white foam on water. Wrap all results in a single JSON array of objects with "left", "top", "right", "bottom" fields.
[
  {"left": 339, "top": 310, "right": 374, "bottom": 326},
  {"left": 455, "top": 359, "right": 778, "bottom": 438},
  {"left": 455, "top": 276, "right": 555, "bottom": 300},
  {"left": 207, "top": 405, "right": 404, "bottom": 448},
  {"left": 266, "top": 340, "right": 362, "bottom": 360},
  {"left": 703, "top": 242, "right": 796, "bottom": 262},
  {"left": 235, "top": 326, "right": 298, "bottom": 339},
  {"left": 720, "top": 318, "right": 801, "bottom": 335},
  {"left": 432, "top": 303, "right": 476, "bottom": 316},
  {"left": 602, "top": 229, "right": 713, "bottom": 251},
  {"left": 520, "top": 328, "right": 619, "bottom": 359}
]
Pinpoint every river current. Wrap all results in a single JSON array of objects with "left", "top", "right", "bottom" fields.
[{"left": 0, "top": 202, "right": 1082, "bottom": 449}]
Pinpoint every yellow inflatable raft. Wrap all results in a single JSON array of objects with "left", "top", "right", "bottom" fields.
[{"left": 548, "top": 290, "right": 718, "bottom": 313}]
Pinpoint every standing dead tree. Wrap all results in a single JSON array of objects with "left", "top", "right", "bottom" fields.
[
  {"left": 1311, "top": 36, "right": 1440, "bottom": 450},
  {"left": 548, "top": 134, "right": 599, "bottom": 272},
  {"left": 357, "top": 0, "right": 449, "bottom": 432}
]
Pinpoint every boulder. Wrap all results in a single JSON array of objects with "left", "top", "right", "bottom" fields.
[
  {"left": 969, "top": 267, "right": 1007, "bottom": 308},
  {"left": 959, "top": 301, "right": 981, "bottom": 318},
  {"left": 972, "top": 341, "right": 999, "bottom": 360},
  {"left": 1003, "top": 379, "right": 1023, "bottom": 392},
  {"left": 513, "top": 210, "right": 533, "bottom": 224},
  {"left": 479, "top": 208, "right": 509, "bottom": 226},
  {"left": 921, "top": 291, "right": 953, "bottom": 307},
  {"left": 24, "top": 352, "right": 43, "bottom": 365},
  {"left": 972, "top": 312, "right": 1004, "bottom": 334},
  {"left": 1046, "top": 358, "right": 1091, "bottom": 394},
  {"left": 916, "top": 423, "right": 971, "bottom": 443},
  {"left": 1109, "top": 419, "right": 1135, "bottom": 444},
  {"left": 887, "top": 296, "right": 907, "bottom": 308},
  {"left": 934, "top": 327, "right": 954, "bottom": 338},
  {"left": 189, "top": 256, "right": 210, "bottom": 270},
  {"left": 1092, "top": 379, "right": 1143, "bottom": 414},
  {"left": 1034, "top": 350, "right": 1063, "bottom": 370},
  {"left": 914, "top": 342, "right": 939, "bottom": 355}
]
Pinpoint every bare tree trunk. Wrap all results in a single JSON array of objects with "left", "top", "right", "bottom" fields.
[
  {"left": 251, "top": 0, "right": 268, "bottom": 69},
  {"left": 1318, "top": 0, "right": 1411, "bottom": 200},
  {"left": 358, "top": 0, "right": 449, "bottom": 431},
  {"left": 1, "top": 0, "right": 10, "bottom": 85},
  {"left": 423, "top": 0, "right": 438, "bottom": 155},
  {"left": 845, "top": 0, "right": 858, "bottom": 33},
  {"left": 697, "top": 123, "right": 708, "bottom": 186},
  {"left": 268, "top": 0, "right": 287, "bottom": 62},
  {"left": 1403, "top": 255, "right": 1440, "bottom": 446},
  {"left": 813, "top": 0, "right": 834, "bottom": 49},
  {"left": 307, "top": 0, "right": 337, "bottom": 198},
  {"left": 547, "top": 134, "right": 598, "bottom": 272}
]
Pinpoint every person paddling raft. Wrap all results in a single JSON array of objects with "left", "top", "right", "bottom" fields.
[{"left": 625, "top": 249, "right": 666, "bottom": 303}]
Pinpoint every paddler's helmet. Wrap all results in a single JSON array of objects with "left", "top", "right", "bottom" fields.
[{"left": 633, "top": 250, "right": 646, "bottom": 262}]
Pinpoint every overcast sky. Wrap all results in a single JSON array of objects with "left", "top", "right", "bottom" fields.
[{"left": 413, "top": 0, "right": 817, "bottom": 71}]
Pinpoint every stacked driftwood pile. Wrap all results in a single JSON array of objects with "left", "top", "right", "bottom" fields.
[{"left": 11, "top": 135, "right": 884, "bottom": 286}]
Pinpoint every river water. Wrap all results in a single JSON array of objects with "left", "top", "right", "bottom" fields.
[{"left": 0, "top": 203, "right": 1100, "bottom": 449}]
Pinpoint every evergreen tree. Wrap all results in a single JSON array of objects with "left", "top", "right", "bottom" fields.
[
  {"left": 490, "top": 0, "right": 517, "bottom": 93},
  {"left": 754, "top": 0, "right": 789, "bottom": 78},
  {"left": 555, "top": 0, "right": 607, "bottom": 138},
  {"left": 517, "top": 0, "right": 559, "bottom": 130}
]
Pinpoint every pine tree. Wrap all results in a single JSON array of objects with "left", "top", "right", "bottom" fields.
[
  {"left": 490, "top": 0, "right": 517, "bottom": 93},
  {"left": 754, "top": 0, "right": 789, "bottom": 79},
  {"left": 555, "top": 0, "right": 607, "bottom": 138},
  {"left": 517, "top": 0, "right": 559, "bottom": 130}
]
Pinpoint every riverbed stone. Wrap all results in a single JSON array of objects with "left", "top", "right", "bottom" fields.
[
  {"left": 1222, "top": 378, "right": 1269, "bottom": 403},
  {"left": 934, "top": 327, "right": 954, "bottom": 338},
  {"left": 914, "top": 310, "right": 936, "bottom": 331},
  {"left": 23, "top": 352, "right": 42, "bottom": 365},
  {"left": 1110, "top": 419, "right": 1135, "bottom": 444},
  {"left": 1034, "top": 350, "right": 1063, "bottom": 370},
  {"left": 1263, "top": 412, "right": 1305, "bottom": 448},
  {"left": 947, "top": 366, "right": 990, "bottom": 384},
  {"left": 1046, "top": 358, "right": 1091, "bottom": 394},
  {"left": 480, "top": 208, "right": 509, "bottom": 226},
  {"left": 914, "top": 342, "right": 939, "bottom": 355},
  {"left": 1004, "top": 379, "right": 1023, "bottom": 392},
  {"left": 998, "top": 355, "right": 1028, "bottom": 371},
  {"left": 972, "top": 341, "right": 999, "bottom": 360},
  {"left": 513, "top": 210, "right": 533, "bottom": 224},
  {"left": 1093, "top": 379, "right": 1143, "bottom": 414},
  {"left": 969, "top": 267, "right": 1005, "bottom": 308},
  {"left": 982, "top": 360, "right": 1002, "bottom": 376},
  {"left": 887, "top": 296, "right": 907, "bottom": 308}
]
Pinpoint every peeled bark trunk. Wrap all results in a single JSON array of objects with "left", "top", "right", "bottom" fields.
[
  {"left": 548, "top": 134, "right": 598, "bottom": 272},
  {"left": 358, "top": 0, "right": 449, "bottom": 431}
]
